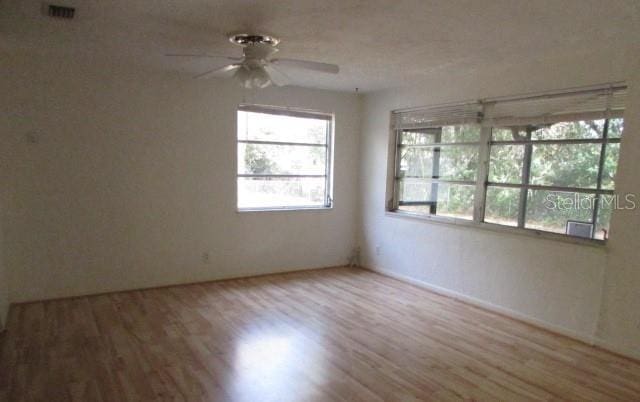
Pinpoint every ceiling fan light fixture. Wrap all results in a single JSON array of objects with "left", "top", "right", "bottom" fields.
[
  {"left": 234, "top": 65, "right": 272, "bottom": 89},
  {"left": 250, "top": 66, "right": 272, "bottom": 89}
]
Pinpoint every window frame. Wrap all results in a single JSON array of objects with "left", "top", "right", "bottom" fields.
[
  {"left": 485, "top": 121, "right": 621, "bottom": 237},
  {"left": 236, "top": 104, "right": 334, "bottom": 212},
  {"left": 386, "top": 84, "right": 626, "bottom": 245},
  {"left": 392, "top": 126, "right": 482, "bottom": 220}
]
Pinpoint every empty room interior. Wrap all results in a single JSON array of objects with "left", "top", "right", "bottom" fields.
[{"left": 2, "top": 0, "right": 640, "bottom": 400}]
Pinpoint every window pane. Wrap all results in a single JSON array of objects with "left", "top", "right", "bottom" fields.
[
  {"left": 433, "top": 183, "right": 475, "bottom": 220},
  {"left": 525, "top": 190, "right": 595, "bottom": 235},
  {"left": 531, "top": 120, "right": 603, "bottom": 140},
  {"left": 601, "top": 143, "right": 619, "bottom": 190},
  {"left": 529, "top": 143, "right": 600, "bottom": 188},
  {"left": 237, "top": 111, "right": 328, "bottom": 144},
  {"left": 238, "top": 177, "right": 326, "bottom": 209},
  {"left": 488, "top": 144, "right": 524, "bottom": 184},
  {"left": 398, "top": 180, "right": 474, "bottom": 220},
  {"left": 400, "top": 129, "right": 439, "bottom": 145},
  {"left": 440, "top": 125, "right": 481, "bottom": 143},
  {"left": 607, "top": 118, "right": 624, "bottom": 138},
  {"left": 484, "top": 187, "right": 520, "bottom": 227},
  {"left": 399, "top": 146, "right": 478, "bottom": 181},
  {"left": 492, "top": 127, "right": 524, "bottom": 141},
  {"left": 397, "top": 179, "right": 436, "bottom": 214},
  {"left": 398, "top": 147, "right": 435, "bottom": 178},
  {"left": 437, "top": 146, "right": 478, "bottom": 181},
  {"left": 238, "top": 143, "right": 326, "bottom": 175}
]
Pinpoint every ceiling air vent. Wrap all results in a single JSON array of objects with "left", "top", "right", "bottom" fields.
[{"left": 47, "top": 5, "right": 75, "bottom": 19}]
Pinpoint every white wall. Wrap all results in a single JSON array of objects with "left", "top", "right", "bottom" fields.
[
  {"left": 0, "top": 202, "right": 8, "bottom": 330},
  {"left": 359, "top": 48, "right": 640, "bottom": 357},
  {"left": 1, "top": 52, "right": 361, "bottom": 302},
  {"left": 595, "top": 65, "right": 640, "bottom": 355},
  {"left": 1, "top": 53, "right": 11, "bottom": 329}
]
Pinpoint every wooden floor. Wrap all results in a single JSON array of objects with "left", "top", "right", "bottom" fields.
[{"left": 1, "top": 267, "right": 639, "bottom": 401}]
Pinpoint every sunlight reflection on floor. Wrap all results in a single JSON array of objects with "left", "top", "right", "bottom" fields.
[{"left": 231, "top": 331, "right": 323, "bottom": 401}]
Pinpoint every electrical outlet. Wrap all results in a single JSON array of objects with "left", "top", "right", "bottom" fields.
[{"left": 375, "top": 245, "right": 382, "bottom": 256}]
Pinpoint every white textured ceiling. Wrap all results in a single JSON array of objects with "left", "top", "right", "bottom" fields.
[{"left": 1, "top": 0, "right": 639, "bottom": 92}]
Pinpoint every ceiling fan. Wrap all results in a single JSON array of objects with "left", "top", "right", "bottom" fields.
[{"left": 166, "top": 34, "right": 340, "bottom": 89}]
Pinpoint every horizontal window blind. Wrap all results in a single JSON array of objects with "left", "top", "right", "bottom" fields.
[
  {"left": 238, "top": 104, "right": 332, "bottom": 121},
  {"left": 484, "top": 85, "right": 626, "bottom": 126},
  {"left": 392, "top": 102, "right": 483, "bottom": 129},
  {"left": 392, "top": 83, "right": 626, "bottom": 129}
]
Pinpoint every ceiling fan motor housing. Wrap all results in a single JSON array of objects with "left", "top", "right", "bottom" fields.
[{"left": 229, "top": 34, "right": 280, "bottom": 47}]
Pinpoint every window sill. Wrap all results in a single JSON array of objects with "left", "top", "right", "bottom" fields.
[
  {"left": 237, "top": 206, "right": 334, "bottom": 213},
  {"left": 385, "top": 210, "right": 608, "bottom": 249}
]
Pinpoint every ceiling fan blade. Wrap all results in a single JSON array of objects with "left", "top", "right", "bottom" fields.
[
  {"left": 166, "top": 53, "right": 242, "bottom": 61},
  {"left": 271, "top": 58, "right": 339, "bottom": 74},
  {"left": 194, "top": 64, "right": 242, "bottom": 79},
  {"left": 264, "top": 65, "right": 291, "bottom": 87}
]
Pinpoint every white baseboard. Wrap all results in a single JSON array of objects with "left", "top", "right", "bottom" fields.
[
  {"left": 364, "top": 265, "right": 595, "bottom": 345},
  {"left": 11, "top": 264, "right": 345, "bottom": 305},
  {"left": 593, "top": 338, "right": 640, "bottom": 361},
  {"left": 366, "top": 265, "right": 640, "bottom": 361}
]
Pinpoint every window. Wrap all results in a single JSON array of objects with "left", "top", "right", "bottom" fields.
[
  {"left": 389, "top": 84, "right": 626, "bottom": 241},
  {"left": 486, "top": 119, "right": 622, "bottom": 239},
  {"left": 237, "top": 105, "right": 333, "bottom": 210},
  {"left": 395, "top": 125, "right": 480, "bottom": 220}
]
